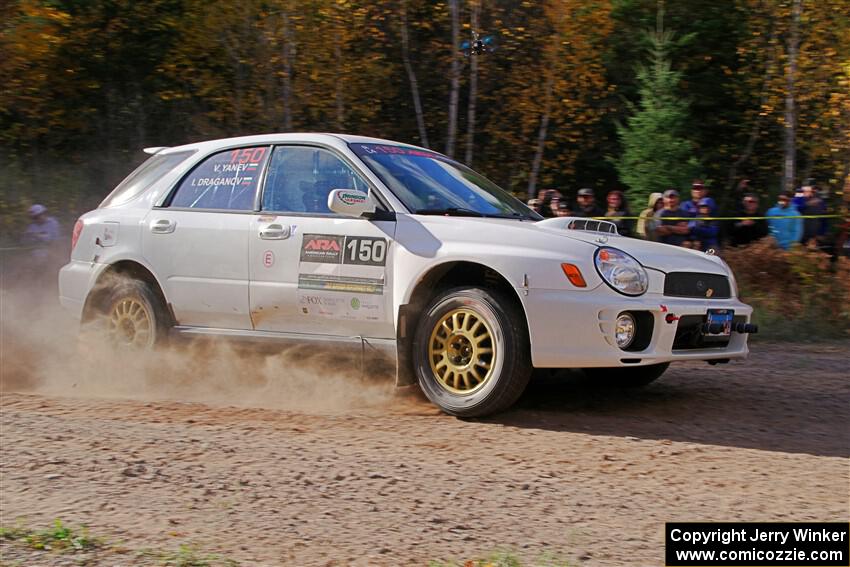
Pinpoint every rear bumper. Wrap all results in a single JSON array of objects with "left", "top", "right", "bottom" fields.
[
  {"left": 58, "top": 260, "right": 108, "bottom": 320},
  {"left": 523, "top": 286, "right": 753, "bottom": 368}
]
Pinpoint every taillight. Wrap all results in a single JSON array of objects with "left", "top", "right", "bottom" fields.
[{"left": 71, "top": 220, "right": 83, "bottom": 251}]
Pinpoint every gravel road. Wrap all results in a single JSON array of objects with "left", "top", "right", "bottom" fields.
[{"left": 1, "top": 342, "right": 848, "bottom": 566}]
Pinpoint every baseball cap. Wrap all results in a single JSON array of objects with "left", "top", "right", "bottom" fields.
[
  {"left": 663, "top": 189, "right": 679, "bottom": 198},
  {"left": 577, "top": 188, "right": 594, "bottom": 197},
  {"left": 28, "top": 204, "right": 47, "bottom": 217},
  {"left": 692, "top": 179, "right": 705, "bottom": 188}
]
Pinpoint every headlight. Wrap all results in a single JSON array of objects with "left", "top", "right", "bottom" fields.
[{"left": 594, "top": 247, "right": 648, "bottom": 296}]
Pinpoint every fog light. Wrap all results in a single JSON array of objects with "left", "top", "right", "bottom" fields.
[{"left": 615, "top": 313, "right": 636, "bottom": 349}]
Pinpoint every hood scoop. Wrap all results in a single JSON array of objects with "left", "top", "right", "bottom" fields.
[{"left": 536, "top": 216, "right": 619, "bottom": 236}]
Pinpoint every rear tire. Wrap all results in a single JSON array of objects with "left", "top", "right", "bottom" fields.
[
  {"left": 583, "top": 362, "right": 670, "bottom": 387},
  {"left": 413, "top": 287, "right": 531, "bottom": 417},
  {"left": 87, "top": 277, "right": 170, "bottom": 349}
]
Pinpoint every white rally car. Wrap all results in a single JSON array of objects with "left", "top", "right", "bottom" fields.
[{"left": 60, "top": 134, "right": 756, "bottom": 416}]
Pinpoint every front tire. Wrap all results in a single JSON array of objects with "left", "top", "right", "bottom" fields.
[
  {"left": 583, "top": 362, "right": 670, "bottom": 387},
  {"left": 413, "top": 287, "right": 531, "bottom": 417}
]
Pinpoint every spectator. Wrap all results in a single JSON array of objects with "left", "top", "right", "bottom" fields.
[
  {"left": 654, "top": 189, "right": 692, "bottom": 247},
  {"left": 681, "top": 179, "right": 717, "bottom": 216},
  {"left": 538, "top": 189, "right": 562, "bottom": 218},
  {"left": 574, "top": 188, "right": 603, "bottom": 218},
  {"left": 792, "top": 180, "right": 827, "bottom": 247},
  {"left": 691, "top": 198, "right": 720, "bottom": 251},
  {"left": 636, "top": 192, "right": 663, "bottom": 240},
  {"left": 730, "top": 193, "right": 768, "bottom": 246},
  {"left": 22, "top": 204, "right": 61, "bottom": 243},
  {"left": 527, "top": 198, "right": 543, "bottom": 215},
  {"left": 555, "top": 200, "right": 573, "bottom": 217},
  {"left": 22, "top": 204, "right": 61, "bottom": 262},
  {"left": 766, "top": 192, "right": 802, "bottom": 250},
  {"left": 603, "top": 190, "right": 633, "bottom": 237}
]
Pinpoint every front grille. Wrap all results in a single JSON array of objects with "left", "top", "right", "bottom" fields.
[
  {"left": 672, "top": 315, "right": 746, "bottom": 350},
  {"left": 664, "top": 272, "right": 731, "bottom": 299}
]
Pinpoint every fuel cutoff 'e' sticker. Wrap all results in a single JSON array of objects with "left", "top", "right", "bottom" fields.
[{"left": 300, "top": 234, "right": 388, "bottom": 267}]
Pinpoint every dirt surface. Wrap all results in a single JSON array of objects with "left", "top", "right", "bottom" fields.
[{"left": 1, "top": 340, "right": 848, "bottom": 566}]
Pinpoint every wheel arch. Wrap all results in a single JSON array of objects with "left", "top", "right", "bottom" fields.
[
  {"left": 395, "top": 260, "right": 530, "bottom": 386},
  {"left": 82, "top": 259, "right": 172, "bottom": 324}
]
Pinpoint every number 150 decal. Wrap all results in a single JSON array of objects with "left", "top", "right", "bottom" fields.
[{"left": 344, "top": 236, "right": 387, "bottom": 266}]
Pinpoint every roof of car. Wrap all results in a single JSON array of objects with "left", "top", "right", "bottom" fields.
[{"left": 159, "top": 133, "right": 436, "bottom": 156}]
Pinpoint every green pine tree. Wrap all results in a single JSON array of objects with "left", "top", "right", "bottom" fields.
[{"left": 616, "top": 4, "right": 699, "bottom": 208}]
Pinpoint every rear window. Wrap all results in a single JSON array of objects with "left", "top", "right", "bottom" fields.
[{"left": 100, "top": 150, "right": 195, "bottom": 208}]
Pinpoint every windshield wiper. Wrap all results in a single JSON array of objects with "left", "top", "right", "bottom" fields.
[{"left": 415, "top": 207, "right": 485, "bottom": 217}]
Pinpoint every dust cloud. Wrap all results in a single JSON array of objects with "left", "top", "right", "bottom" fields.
[{"left": 0, "top": 255, "right": 398, "bottom": 414}]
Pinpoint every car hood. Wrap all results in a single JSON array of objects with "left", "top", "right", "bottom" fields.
[
  {"left": 533, "top": 218, "right": 728, "bottom": 274},
  {"left": 409, "top": 214, "right": 728, "bottom": 275}
]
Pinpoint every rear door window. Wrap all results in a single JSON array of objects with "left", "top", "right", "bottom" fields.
[
  {"left": 169, "top": 146, "right": 271, "bottom": 211},
  {"left": 100, "top": 150, "right": 195, "bottom": 208}
]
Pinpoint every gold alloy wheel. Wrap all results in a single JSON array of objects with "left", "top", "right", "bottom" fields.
[
  {"left": 428, "top": 307, "right": 496, "bottom": 394},
  {"left": 107, "top": 297, "right": 153, "bottom": 348}
]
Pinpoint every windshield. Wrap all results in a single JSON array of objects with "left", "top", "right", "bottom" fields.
[{"left": 350, "top": 143, "right": 540, "bottom": 220}]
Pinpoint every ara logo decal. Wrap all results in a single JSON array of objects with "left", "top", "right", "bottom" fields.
[
  {"left": 304, "top": 239, "right": 341, "bottom": 252},
  {"left": 300, "top": 234, "right": 344, "bottom": 263}
]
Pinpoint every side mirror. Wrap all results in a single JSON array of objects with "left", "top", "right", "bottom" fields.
[{"left": 327, "top": 189, "right": 376, "bottom": 218}]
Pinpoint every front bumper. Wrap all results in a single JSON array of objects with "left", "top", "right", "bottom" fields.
[{"left": 523, "top": 286, "right": 753, "bottom": 368}]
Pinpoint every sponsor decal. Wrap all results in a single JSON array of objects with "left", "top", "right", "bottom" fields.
[
  {"left": 263, "top": 250, "right": 274, "bottom": 268},
  {"left": 338, "top": 192, "right": 367, "bottom": 206},
  {"left": 298, "top": 274, "right": 384, "bottom": 295},
  {"left": 300, "top": 234, "right": 344, "bottom": 263},
  {"left": 299, "top": 234, "right": 388, "bottom": 266},
  {"left": 296, "top": 289, "right": 383, "bottom": 321}
]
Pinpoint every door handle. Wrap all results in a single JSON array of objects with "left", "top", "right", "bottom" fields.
[
  {"left": 259, "top": 223, "right": 291, "bottom": 240},
  {"left": 151, "top": 219, "right": 176, "bottom": 234}
]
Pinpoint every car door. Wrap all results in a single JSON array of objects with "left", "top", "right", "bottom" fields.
[
  {"left": 248, "top": 144, "right": 396, "bottom": 339},
  {"left": 142, "top": 145, "right": 271, "bottom": 329}
]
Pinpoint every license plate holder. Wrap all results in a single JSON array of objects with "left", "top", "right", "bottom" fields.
[{"left": 705, "top": 309, "right": 734, "bottom": 337}]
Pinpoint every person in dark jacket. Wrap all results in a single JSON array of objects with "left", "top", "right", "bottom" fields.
[
  {"left": 603, "top": 190, "right": 633, "bottom": 237},
  {"left": 793, "top": 181, "right": 827, "bottom": 247},
  {"left": 574, "top": 187, "right": 603, "bottom": 218},
  {"left": 730, "top": 193, "right": 768, "bottom": 246},
  {"left": 654, "top": 189, "right": 692, "bottom": 247}
]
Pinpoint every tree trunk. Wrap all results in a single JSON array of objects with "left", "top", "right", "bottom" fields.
[
  {"left": 445, "top": 0, "right": 460, "bottom": 157},
  {"left": 783, "top": 0, "right": 801, "bottom": 193},
  {"left": 400, "top": 0, "right": 429, "bottom": 147},
  {"left": 282, "top": 11, "right": 294, "bottom": 131},
  {"left": 464, "top": 0, "right": 480, "bottom": 166},
  {"left": 334, "top": 40, "right": 345, "bottom": 130},
  {"left": 527, "top": 77, "right": 554, "bottom": 200}
]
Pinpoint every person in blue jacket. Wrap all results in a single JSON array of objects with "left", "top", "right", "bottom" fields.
[
  {"left": 691, "top": 198, "right": 720, "bottom": 251},
  {"left": 766, "top": 192, "right": 803, "bottom": 250}
]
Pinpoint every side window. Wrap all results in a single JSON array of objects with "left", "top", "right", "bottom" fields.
[
  {"left": 170, "top": 146, "right": 270, "bottom": 210},
  {"left": 262, "top": 146, "right": 370, "bottom": 214}
]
